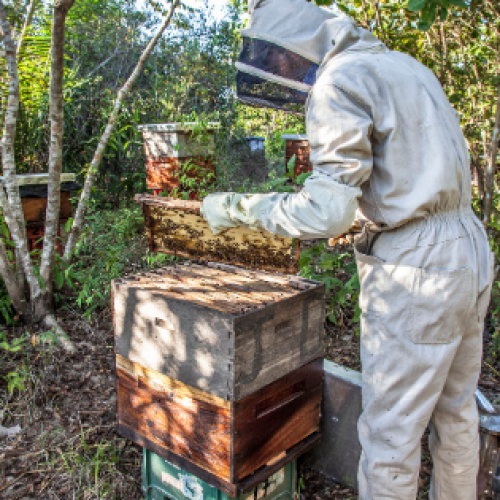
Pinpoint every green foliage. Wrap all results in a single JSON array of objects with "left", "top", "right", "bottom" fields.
[
  {"left": 0, "top": 330, "right": 28, "bottom": 394},
  {"left": 62, "top": 206, "right": 176, "bottom": 319},
  {"left": 298, "top": 242, "right": 361, "bottom": 329}
]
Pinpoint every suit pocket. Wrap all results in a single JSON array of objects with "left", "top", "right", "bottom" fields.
[{"left": 408, "top": 266, "right": 473, "bottom": 344}]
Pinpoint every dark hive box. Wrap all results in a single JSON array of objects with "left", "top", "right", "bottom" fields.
[
  {"left": 282, "top": 134, "right": 312, "bottom": 177},
  {"left": 116, "top": 353, "right": 322, "bottom": 491}
]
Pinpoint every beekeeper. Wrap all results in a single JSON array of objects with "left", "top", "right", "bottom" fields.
[{"left": 201, "top": 0, "right": 493, "bottom": 498}]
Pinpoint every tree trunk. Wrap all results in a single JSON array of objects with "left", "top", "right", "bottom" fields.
[
  {"left": 64, "top": 0, "right": 180, "bottom": 260},
  {"left": 0, "top": 2, "right": 41, "bottom": 308},
  {"left": 483, "top": 83, "right": 500, "bottom": 230},
  {"left": 40, "top": 0, "right": 75, "bottom": 297}
]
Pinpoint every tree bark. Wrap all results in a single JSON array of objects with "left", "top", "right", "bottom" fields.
[
  {"left": 63, "top": 0, "right": 180, "bottom": 260},
  {"left": 0, "top": 2, "right": 40, "bottom": 306},
  {"left": 0, "top": 240, "right": 27, "bottom": 316},
  {"left": 40, "top": 0, "right": 75, "bottom": 296},
  {"left": 483, "top": 83, "right": 500, "bottom": 229}
]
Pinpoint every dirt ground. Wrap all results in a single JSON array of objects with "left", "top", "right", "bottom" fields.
[{"left": 1, "top": 246, "right": 499, "bottom": 499}]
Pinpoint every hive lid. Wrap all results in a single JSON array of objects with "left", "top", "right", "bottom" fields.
[
  {"left": 281, "top": 134, "right": 308, "bottom": 140},
  {"left": 135, "top": 193, "right": 300, "bottom": 274},
  {"left": 0, "top": 173, "right": 76, "bottom": 186},
  {"left": 137, "top": 122, "right": 220, "bottom": 133}
]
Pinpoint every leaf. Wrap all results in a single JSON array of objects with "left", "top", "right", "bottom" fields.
[
  {"left": 417, "top": 19, "right": 433, "bottom": 30},
  {"left": 439, "top": 6, "right": 448, "bottom": 20},
  {"left": 447, "top": 0, "right": 467, "bottom": 5},
  {"left": 287, "top": 154, "right": 296, "bottom": 176},
  {"left": 54, "top": 267, "right": 64, "bottom": 290},
  {"left": 408, "top": 0, "right": 427, "bottom": 11}
]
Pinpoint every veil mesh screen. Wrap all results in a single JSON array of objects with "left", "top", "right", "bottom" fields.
[{"left": 236, "top": 38, "right": 318, "bottom": 113}]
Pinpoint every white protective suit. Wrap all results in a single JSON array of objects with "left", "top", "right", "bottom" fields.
[{"left": 201, "top": 1, "right": 494, "bottom": 498}]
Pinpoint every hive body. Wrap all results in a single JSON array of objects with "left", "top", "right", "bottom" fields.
[
  {"left": 282, "top": 134, "right": 312, "bottom": 177},
  {"left": 113, "top": 263, "right": 324, "bottom": 400},
  {"left": 139, "top": 123, "right": 218, "bottom": 193}
]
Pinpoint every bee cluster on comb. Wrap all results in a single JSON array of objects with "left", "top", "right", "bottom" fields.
[{"left": 135, "top": 194, "right": 300, "bottom": 274}]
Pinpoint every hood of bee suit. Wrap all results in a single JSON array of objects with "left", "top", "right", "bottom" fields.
[{"left": 236, "top": 0, "right": 387, "bottom": 112}]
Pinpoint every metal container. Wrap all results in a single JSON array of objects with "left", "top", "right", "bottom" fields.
[{"left": 142, "top": 448, "right": 297, "bottom": 500}]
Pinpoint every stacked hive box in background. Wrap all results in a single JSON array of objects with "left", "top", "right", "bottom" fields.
[
  {"left": 282, "top": 134, "right": 312, "bottom": 177},
  {"left": 113, "top": 261, "right": 324, "bottom": 495},
  {"left": 139, "top": 122, "right": 219, "bottom": 196},
  {"left": 0, "top": 173, "right": 81, "bottom": 254}
]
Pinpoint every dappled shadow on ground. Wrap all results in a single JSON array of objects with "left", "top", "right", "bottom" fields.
[{"left": 0, "top": 310, "right": 143, "bottom": 499}]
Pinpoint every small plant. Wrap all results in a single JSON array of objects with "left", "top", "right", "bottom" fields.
[
  {"left": 299, "top": 242, "right": 361, "bottom": 330},
  {"left": 0, "top": 330, "right": 29, "bottom": 394}
]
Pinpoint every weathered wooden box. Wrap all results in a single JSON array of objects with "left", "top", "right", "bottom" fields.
[
  {"left": 113, "top": 262, "right": 324, "bottom": 401},
  {"left": 281, "top": 134, "right": 312, "bottom": 177},
  {"left": 138, "top": 123, "right": 219, "bottom": 193},
  {"left": 116, "top": 353, "right": 322, "bottom": 491},
  {"left": 0, "top": 173, "right": 79, "bottom": 225}
]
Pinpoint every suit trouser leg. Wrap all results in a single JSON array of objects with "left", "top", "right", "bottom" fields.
[
  {"left": 355, "top": 215, "right": 490, "bottom": 500},
  {"left": 428, "top": 316, "right": 483, "bottom": 499}
]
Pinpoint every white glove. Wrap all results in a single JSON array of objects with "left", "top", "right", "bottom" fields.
[{"left": 201, "top": 193, "right": 268, "bottom": 235}]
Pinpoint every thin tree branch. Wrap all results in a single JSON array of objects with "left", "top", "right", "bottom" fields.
[
  {"left": 84, "top": 46, "right": 123, "bottom": 80},
  {"left": 17, "top": 0, "right": 37, "bottom": 60},
  {"left": 64, "top": 0, "right": 181, "bottom": 261}
]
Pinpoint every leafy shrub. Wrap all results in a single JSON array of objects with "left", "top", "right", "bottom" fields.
[{"left": 298, "top": 242, "right": 361, "bottom": 330}]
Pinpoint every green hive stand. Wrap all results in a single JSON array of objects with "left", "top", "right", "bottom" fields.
[{"left": 142, "top": 448, "right": 297, "bottom": 500}]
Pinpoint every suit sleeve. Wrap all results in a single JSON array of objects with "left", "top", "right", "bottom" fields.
[{"left": 259, "top": 82, "right": 374, "bottom": 239}]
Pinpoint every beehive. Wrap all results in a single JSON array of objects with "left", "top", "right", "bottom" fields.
[
  {"left": 282, "top": 134, "right": 312, "bottom": 177},
  {"left": 0, "top": 173, "right": 79, "bottom": 225},
  {"left": 142, "top": 449, "right": 298, "bottom": 499},
  {"left": 117, "top": 352, "right": 322, "bottom": 490},
  {"left": 139, "top": 123, "right": 219, "bottom": 193}
]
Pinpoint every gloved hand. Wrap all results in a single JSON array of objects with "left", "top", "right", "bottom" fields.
[{"left": 201, "top": 193, "right": 269, "bottom": 235}]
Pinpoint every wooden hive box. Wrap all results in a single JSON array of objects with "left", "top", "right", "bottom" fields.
[
  {"left": 0, "top": 173, "right": 80, "bottom": 225},
  {"left": 113, "top": 262, "right": 324, "bottom": 400},
  {"left": 281, "top": 134, "right": 312, "bottom": 177},
  {"left": 116, "top": 352, "right": 322, "bottom": 493},
  {"left": 138, "top": 122, "right": 219, "bottom": 193}
]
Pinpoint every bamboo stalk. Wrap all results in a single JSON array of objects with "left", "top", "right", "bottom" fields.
[{"left": 63, "top": 0, "right": 181, "bottom": 261}]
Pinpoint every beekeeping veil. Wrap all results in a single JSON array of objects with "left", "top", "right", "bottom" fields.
[
  {"left": 236, "top": 0, "right": 335, "bottom": 113},
  {"left": 236, "top": 0, "right": 385, "bottom": 113}
]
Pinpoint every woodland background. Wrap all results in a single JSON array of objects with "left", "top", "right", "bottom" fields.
[{"left": 0, "top": 0, "right": 498, "bottom": 498}]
